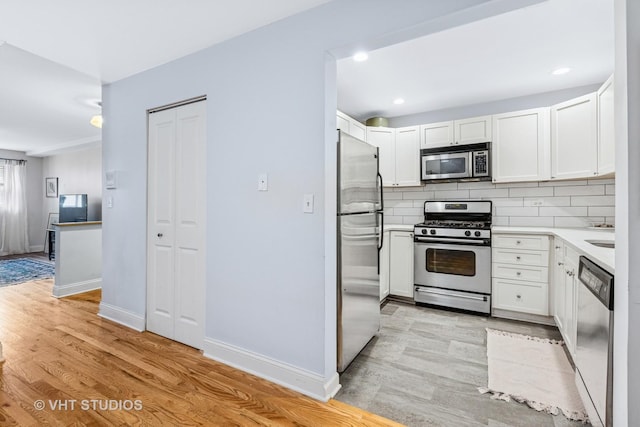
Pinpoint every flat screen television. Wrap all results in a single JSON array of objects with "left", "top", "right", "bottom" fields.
[{"left": 59, "top": 194, "right": 88, "bottom": 223}]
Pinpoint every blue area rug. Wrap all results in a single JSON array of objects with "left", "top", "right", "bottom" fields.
[{"left": 0, "top": 258, "right": 55, "bottom": 287}]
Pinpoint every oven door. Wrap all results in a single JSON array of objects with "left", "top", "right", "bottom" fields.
[
  {"left": 421, "top": 152, "right": 471, "bottom": 181},
  {"left": 413, "top": 238, "right": 491, "bottom": 294}
]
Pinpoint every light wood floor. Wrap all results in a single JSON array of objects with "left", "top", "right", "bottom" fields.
[{"left": 0, "top": 280, "right": 401, "bottom": 426}]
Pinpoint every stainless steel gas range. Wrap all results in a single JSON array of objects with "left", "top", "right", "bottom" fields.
[{"left": 413, "top": 201, "right": 492, "bottom": 314}]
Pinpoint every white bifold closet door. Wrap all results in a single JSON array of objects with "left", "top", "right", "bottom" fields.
[{"left": 147, "top": 100, "right": 206, "bottom": 349}]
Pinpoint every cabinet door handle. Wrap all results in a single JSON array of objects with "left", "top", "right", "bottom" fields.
[
  {"left": 516, "top": 240, "right": 521, "bottom": 245},
  {"left": 516, "top": 271, "right": 522, "bottom": 276},
  {"left": 157, "top": 233, "right": 163, "bottom": 238},
  {"left": 555, "top": 245, "right": 561, "bottom": 249},
  {"left": 516, "top": 256, "right": 521, "bottom": 261},
  {"left": 557, "top": 262, "right": 564, "bottom": 266},
  {"left": 516, "top": 295, "right": 522, "bottom": 299}
]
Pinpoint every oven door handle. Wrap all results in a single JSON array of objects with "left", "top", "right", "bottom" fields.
[
  {"left": 415, "top": 287, "right": 488, "bottom": 301},
  {"left": 414, "top": 237, "right": 489, "bottom": 246}
]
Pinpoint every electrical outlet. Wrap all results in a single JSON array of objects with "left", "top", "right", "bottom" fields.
[
  {"left": 303, "top": 194, "right": 314, "bottom": 213},
  {"left": 531, "top": 199, "right": 544, "bottom": 206}
]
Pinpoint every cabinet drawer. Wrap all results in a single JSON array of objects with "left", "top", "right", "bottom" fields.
[
  {"left": 492, "top": 234, "right": 550, "bottom": 251},
  {"left": 492, "top": 248, "right": 549, "bottom": 267},
  {"left": 492, "top": 279, "right": 548, "bottom": 315},
  {"left": 493, "top": 263, "right": 549, "bottom": 283}
]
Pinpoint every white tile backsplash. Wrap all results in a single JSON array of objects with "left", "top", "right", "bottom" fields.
[
  {"left": 570, "top": 195, "right": 616, "bottom": 206},
  {"left": 469, "top": 188, "right": 510, "bottom": 198},
  {"left": 508, "top": 216, "right": 555, "bottom": 227},
  {"left": 554, "top": 185, "right": 605, "bottom": 196},
  {"left": 384, "top": 178, "right": 615, "bottom": 228},
  {"left": 538, "top": 206, "right": 588, "bottom": 217},
  {"left": 508, "top": 186, "right": 555, "bottom": 197},
  {"left": 495, "top": 206, "right": 540, "bottom": 217},
  {"left": 588, "top": 206, "right": 616, "bottom": 217}
]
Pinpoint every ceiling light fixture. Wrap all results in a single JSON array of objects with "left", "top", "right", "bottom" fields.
[
  {"left": 393, "top": 98, "right": 405, "bottom": 105},
  {"left": 90, "top": 115, "right": 103, "bottom": 129},
  {"left": 353, "top": 52, "right": 368, "bottom": 62},
  {"left": 551, "top": 67, "right": 571, "bottom": 75}
]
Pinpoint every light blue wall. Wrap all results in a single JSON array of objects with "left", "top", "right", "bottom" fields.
[{"left": 101, "top": 0, "right": 546, "bottom": 396}]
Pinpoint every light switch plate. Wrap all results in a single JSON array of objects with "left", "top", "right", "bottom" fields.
[
  {"left": 258, "top": 173, "right": 268, "bottom": 191},
  {"left": 105, "top": 170, "right": 117, "bottom": 189},
  {"left": 303, "top": 194, "right": 314, "bottom": 213}
]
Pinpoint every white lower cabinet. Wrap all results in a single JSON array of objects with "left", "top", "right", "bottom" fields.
[
  {"left": 492, "top": 234, "right": 550, "bottom": 316},
  {"left": 380, "top": 231, "right": 390, "bottom": 301},
  {"left": 492, "top": 279, "right": 548, "bottom": 315},
  {"left": 553, "top": 239, "right": 566, "bottom": 332},
  {"left": 551, "top": 237, "right": 580, "bottom": 357},
  {"left": 389, "top": 231, "right": 414, "bottom": 298}
]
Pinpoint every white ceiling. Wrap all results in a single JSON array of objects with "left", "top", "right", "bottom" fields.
[
  {"left": 337, "top": 0, "right": 615, "bottom": 122},
  {"left": 0, "top": 0, "right": 615, "bottom": 155},
  {"left": 0, "top": 0, "right": 331, "bottom": 155}
]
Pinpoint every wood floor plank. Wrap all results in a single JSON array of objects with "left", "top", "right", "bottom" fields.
[{"left": 0, "top": 280, "right": 398, "bottom": 426}]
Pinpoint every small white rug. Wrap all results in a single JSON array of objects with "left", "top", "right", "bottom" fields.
[{"left": 479, "top": 328, "right": 589, "bottom": 422}]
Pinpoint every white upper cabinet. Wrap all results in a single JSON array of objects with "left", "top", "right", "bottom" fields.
[
  {"left": 337, "top": 110, "right": 367, "bottom": 142},
  {"left": 454, "top": 115, "right": 492, "bottom": 145},
  {"left": 394, "top": 126, "right": 421, "bottom": 187},
  {"left": 420, "top": 115, "right": 492, "bottom": 148},
  {"left": 551, "top": 93, "right": 598, "bottom": 180},
  {"left": 366, "top": 127, "right": 395, "bottom": 186},
  {"left": 367, "top": 126, "right": 420, "bottom": 187},
  {"left": 420, "top": 121, "right": 454, "bottom": 148},
  {"left": 492, "top": 108, "right": 550, "bottom": 183},
  {"left": 597, "top": 75, "right": 615, "bottom": 176},
  {"left": 349, "top": 120, "right": 367, "bottom": 142}
]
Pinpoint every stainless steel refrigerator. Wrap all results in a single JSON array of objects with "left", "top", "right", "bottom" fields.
[{"left": 337, "top": 130, "right": 383, "bottom": 373}]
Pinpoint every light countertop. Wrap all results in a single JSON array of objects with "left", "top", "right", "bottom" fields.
[
  {"left": 53, "top": 221, "right": 102, "bottom": 228},
  {"left": 383, "top": 224, "right": 414, "bottom": 232},
  {"left": 492, "top": 226, "right": 614, "bottom": 274}
]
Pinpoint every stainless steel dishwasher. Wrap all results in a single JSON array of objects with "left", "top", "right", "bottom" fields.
[{"left": 575, "top": 256, "right": 614, "bottom": 427}]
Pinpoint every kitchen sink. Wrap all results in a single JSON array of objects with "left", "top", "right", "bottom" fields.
[{"left": 585, "top": 239, "right": 615, "bottom": 249}]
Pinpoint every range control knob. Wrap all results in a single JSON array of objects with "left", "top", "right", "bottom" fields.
[
  {"left": 421, "top": 229, "right": 427, "bottom": 235},
  {"left": 474, "top": 231, "right": 482, "bottom": 237},
  {"left": 464, "top": 230, "right": 471, "bottom": 237},
  {"left": 430, "top": 229, "right": 436, "bottom": 235}
]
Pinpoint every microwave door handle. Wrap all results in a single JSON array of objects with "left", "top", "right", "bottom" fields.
[{"left": 467, "top": 152, "right": 473, "bottom": 177}]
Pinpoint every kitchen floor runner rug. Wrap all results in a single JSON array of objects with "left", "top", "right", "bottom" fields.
[
  {"left": 479, "top": 328, "right": 589, "bottom": 423},
  {"left": 0, "top": 258, "right": 54, "bottom": 287}
]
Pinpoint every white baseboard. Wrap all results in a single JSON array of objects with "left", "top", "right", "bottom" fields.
[
  {"left": 52, "top": 278, "right": 101, "bottom": 298},
  {"left": 98, "top": 302, "right": 145, "bottom": 332},
  {"left": 492, "top": 308, "right": 556, "bottom": 326},
  {"left": 202, "top": 338, "right": 341, "bottom": 402}
]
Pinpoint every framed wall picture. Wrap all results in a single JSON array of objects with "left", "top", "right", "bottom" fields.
[{"left": 45, "top": 177, "right": 58, "bottom": 198}]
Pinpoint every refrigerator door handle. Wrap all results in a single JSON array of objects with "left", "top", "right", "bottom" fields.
[
  {"left": 376, "top": 211, "right": 384, "bottom": 275},
  {"left": 377, "top": 172, "right": 384, "bottom": 211},
  {"left": 377, "top": 211, "right": 384, "bottom": 251}
]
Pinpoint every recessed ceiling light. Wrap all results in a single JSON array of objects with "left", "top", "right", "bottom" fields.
[
  {"left": 552, "top": 67, "right": 571, "bottom": 75},
  {"left": 353, "top": 52, "right": 368, "bottom": 62},
  {"left": 393, "top": 98, "right": 405, "bottom": 105}
]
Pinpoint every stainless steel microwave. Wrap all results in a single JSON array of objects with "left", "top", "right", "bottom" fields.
[{"left": 420, "top": 142, "right": 491, "bottom": 182}]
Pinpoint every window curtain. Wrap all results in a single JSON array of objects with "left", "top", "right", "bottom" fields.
[{"left": 0, "top": 160, "right": 29, "bottom": 255}]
